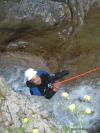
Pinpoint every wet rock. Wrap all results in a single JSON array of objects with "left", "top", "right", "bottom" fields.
[
  {"left": 69, "top": 0, "right": 97, "bottom": 24},
  {"left": 7, "top": 40, "right": 29, "bottom": 51},
  {"left": 0, "top": 77, "right": 12, "bottom": 96},
  {"left": 0, "top": 0, "right": 65, "bottom": 28},
  {"left": 0, "top": 0, "right": 99, "bottom": 49},
  {"left": 0, "top": 0, "right": 67, "bottom": 51},
  {"left": 57, "top": 0, "right": 100, "bottom": 25}
]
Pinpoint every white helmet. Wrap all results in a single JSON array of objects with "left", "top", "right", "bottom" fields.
[{"left": 25, "top": 68, "right": 37, "bottom": 81}]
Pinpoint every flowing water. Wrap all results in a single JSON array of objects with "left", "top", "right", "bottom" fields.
[
  {"left": 53, "top": 81, "right": 100, "bottom": 132},
  {"left": 0, "top": 52, "right": 50, "bottom": 95}
]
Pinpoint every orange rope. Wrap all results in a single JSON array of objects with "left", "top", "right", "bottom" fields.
[{"left": 54, "top": 67, "right": 100, "bottom": 88}]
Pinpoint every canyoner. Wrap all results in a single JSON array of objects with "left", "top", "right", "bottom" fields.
[{"left": 24, "top": 68, "right": 69, "bottom": 99}]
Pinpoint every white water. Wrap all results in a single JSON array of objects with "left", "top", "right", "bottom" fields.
[
  {"left": 0, "top": 52, "right": 49, "bottom": 95},
  {"left": 53, "top": 82, "right": 100, "bottom": 131}
]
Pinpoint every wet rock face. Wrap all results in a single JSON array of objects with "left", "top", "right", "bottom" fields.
[
  {"left": 0, "top": 0, "right": 65, "bottom": 28},
  {"left": 52, "top": 0, "right": 100, "bottom": 25},
  {"left": 0, "top": 0, "right": 66, "bottom": 50},
  {"left": 69, "top": 0, "right": 100, "bottom": 25},
  {"left": 0, "top": 0, "right": 100, "bottom": 68},
  {"left": 0, "top": 0, "right": 99, "bottom": 40},
  {"left": 0, "top": 0, "right": 99, "bottom": 31},
  {"left": 0, "top": 0, "right": 100, "bottom": 31}
]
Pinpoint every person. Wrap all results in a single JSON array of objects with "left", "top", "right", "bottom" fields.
[{"left": 25, "top": 68, "right": 69, "bottom": 99}]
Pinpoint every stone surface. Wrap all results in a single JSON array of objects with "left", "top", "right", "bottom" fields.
[
  {"left": 0, "top": 77, "right": 58, "bottom": 133},
  {"left": 0, "top": 0, "right": 100, "bottom": 33},
  {"left": 0, "top": 0, "right": 65, "bottom": 27}
]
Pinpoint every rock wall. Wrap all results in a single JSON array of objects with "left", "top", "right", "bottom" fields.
[
  {"left": 0, "top": 0, "right": 65, "bottom": 28},
  {"left": 68, "top": 0, "right": 100, "bottom": 25},
  {"left": 0, "top": 77, "right": 62, "bottom": 133},
  {"left": 0, "top": 0, "right": 100, "bottom": 31},
  {"left": 0, "top": 0, "right": 66, "bottom": 50}
]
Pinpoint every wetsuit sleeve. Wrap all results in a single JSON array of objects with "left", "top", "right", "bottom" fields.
[
  {"left": 48, "top": 70, "right": 69, "bottom": 82},
  {"left": 37, "top": 70, "right": 49, "bottom": 76},
  {"left": 30, "top": 87, "right": 41, "bottom": 96}
]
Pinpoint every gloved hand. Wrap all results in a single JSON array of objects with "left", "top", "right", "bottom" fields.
[
  {"left": 48, "top": 83, "right": 59, "bottom": 92},
  {"left": 61, "top": 70, "right": 69, "bottom": 76}
]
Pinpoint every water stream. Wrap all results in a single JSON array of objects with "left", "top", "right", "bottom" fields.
[{"left": 53, "top": 82, "right": 100, "bottom": 131}]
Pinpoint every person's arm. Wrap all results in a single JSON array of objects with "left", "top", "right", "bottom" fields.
[
  {"left": 55, "top": 70, "right": 69, "bottom": 79},
  {"left": 37, "top": 70, "right": 49, "bottom": 76},
  {"left": 48, "top": 70, "right": 69, "bottom": 82}
]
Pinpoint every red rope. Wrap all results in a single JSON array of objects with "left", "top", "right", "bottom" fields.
[{"left": 54, "top": 67, "right": 100, "bottom": 88}]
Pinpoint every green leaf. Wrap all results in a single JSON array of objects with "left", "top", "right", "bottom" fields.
[
  {"left": 65, "top": 128, "right": 68, "bottom": 133},
  {"left": 7, "top": 128, "right": 16, "bottom": 133},
  {"left": 16, "top": 127, "right": 25, "bottom": 133}
]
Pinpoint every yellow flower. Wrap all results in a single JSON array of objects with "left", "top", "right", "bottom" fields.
[
  {"left": 32, "top": 114, "right": 35, "bottom": 118},
  {"left": 32, "top": 129, "right": 38, "bottom": 133},
  {"left": 23, "top": 118, "right": 28, "bottom": 123},
  {"left": 62, "top": 92, "right": 69, "bottom": 98},
  {"left": 69, "top": 104, "right": 75, "bottom": 112},
  {"left": 84, "top": 95, "right": 91, "bottom": 101},
  {"left": 85, "top": 108, "right": 91, "bottom": 114}
]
